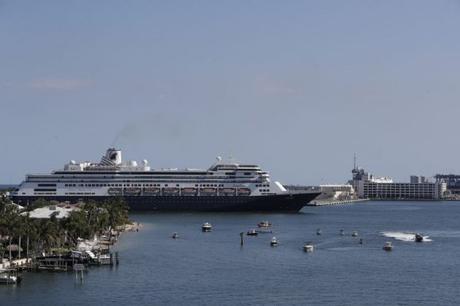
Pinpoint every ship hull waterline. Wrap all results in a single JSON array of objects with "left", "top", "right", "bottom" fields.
[{"left": 12, "top": 192, "right": 320, "bottom": 212}]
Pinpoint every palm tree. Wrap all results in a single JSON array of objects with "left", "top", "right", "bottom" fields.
[{"left": 0, "top": 203, "right": 21, "bottom": 261}]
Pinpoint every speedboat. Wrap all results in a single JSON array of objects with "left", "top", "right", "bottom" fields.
[
  {"left": 246, "top": 229, "right": 258, "bottom": 236},
  {"left": 270, "top": 237, "right": 279, "bottom": 247},
  {"left": 258, "top": 221, "right": 272, "bottom": 228},
  {"left": 202, "top": 222, "right": 212, "bottom": 232},
  {"left": 383, "top": 241, "right": 393, "bottom": 251},
  {"left": 303, "top": 243, "right": 314, "bottom": 252},
  {"left": 415, "top": 233, "right": 424, "bottom": 242}
]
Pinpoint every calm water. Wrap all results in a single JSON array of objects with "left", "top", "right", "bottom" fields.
[{"left": 2, "top": 201, "right": 460, "bottom": 306}]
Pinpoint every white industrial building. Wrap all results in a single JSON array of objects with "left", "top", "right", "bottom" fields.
[{"left": 350, "top": 168, "right": 446, "bottom": 200}]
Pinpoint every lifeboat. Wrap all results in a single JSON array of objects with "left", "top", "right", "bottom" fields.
[
  {"left": 237, "top": 188, "right": 251, "bottom": 196},
  {"left": 219, "top": 188, "right": 236, "bottom": 196},
  {"left": 124, "top": 188, "right": 141, "bottom": 196},
  {"left": 107, "top": 188, "right": 122, "bottom": 196},
  {"left": 143, "top": 187, "right": 161, "bottom": 195},
  {"left": 181, "top": 188, "right": 198, "bottom": 196},
  {"left": 163, "top": 187, "right": 180, "bottom": 196},
  {"left": 200, "top": 188, "right": 217, "bottom": 196}
]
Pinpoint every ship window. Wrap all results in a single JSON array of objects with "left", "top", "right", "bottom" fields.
[
  {"left": 244, "top": 173, "right": 251, "bottom": 175},
  {"left": 165, "top": 184, "right": 168, "bottom": 187},
  {"left": 176, "top": 184, "right": 179, "bottom": 187}
]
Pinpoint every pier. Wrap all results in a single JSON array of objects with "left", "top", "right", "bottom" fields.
[{"left": 307, "top": 198, "right": 369, "bottom": 206}]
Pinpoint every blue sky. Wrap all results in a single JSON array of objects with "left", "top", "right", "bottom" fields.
[{"left": 1, "top": 0, "right": 460, "bottom": 184}]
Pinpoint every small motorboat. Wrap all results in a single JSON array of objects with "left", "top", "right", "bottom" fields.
[
  {"left": 246, "top": 229, "right": 258, "bottom": 236},
  {"left": 383, "top": 241, "right": 393, "bottom": 251},
  {"left": 172, "top": 232, "right": 179, "bottom": 239},
  {"left": 340, "top": 229, "right": 345, "bottom": 236},
  {"left": 352, "top": 231, "right": 358, "bottom": 237},
  {"left": 258, "top": 221, "right": 272, "bottom": 228},
  {"left": 202, "top": 222, "right": 212, "bottom": 232},
  {"left": 415, "top": 233, "right": 424, "bottom": 243},
  {"left": 0, "top": 269, "right": 21, "bottom": 285},
  {"left": 270, "top": 237, "right": 279, "bottom": 247},
  {"left": 316, "top": 229, "right": 322, "bottom": 236},
  {"left": 303, "top": 243, "right": 314, "bottom": 252}
]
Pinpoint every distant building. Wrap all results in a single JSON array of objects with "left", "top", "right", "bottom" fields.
[
  {"left": 350, "top": 168, "right": 446, "bottom": 200},
  {"left": 410, "top": 176, "right": 427, "bottom": 184},
  {"left": 434, "top": 174, "right": 460, "bottom": 195}
]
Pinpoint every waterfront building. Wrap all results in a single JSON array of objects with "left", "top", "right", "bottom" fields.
[
  {"left": 351, "top": 168, "right": 446, "bottom": 200},
  {"left": 434, "top": 174, "right": 460, "bottom": 195}
]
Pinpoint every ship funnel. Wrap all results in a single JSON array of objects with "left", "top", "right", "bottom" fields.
[{"left": 104, "top": 148, "right": 122, "bottom": 165}]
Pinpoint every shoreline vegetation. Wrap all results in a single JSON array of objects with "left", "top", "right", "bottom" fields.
[{"left": 0, "top": 194, "right": 138, "bottom": 272}]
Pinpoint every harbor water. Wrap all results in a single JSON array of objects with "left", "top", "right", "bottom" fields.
[{"left": 2, "top": 201, "right": 460, "bottom": 305}]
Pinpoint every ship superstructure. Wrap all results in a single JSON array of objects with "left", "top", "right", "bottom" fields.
[{"left": 11, "top": 148, "right": 319, "bottom": 211}]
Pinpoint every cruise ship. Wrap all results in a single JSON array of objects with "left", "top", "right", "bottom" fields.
[{"left": 11, "top": 148, "right": 320, "bottom": 211}]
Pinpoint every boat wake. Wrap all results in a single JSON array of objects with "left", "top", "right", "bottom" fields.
[{"left": 381, "top": 231, "right": 432, "bottom": 242}]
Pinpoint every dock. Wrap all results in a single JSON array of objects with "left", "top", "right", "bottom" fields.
[{"left": 307, "top": 198, "right": 369, "bottom": 206}]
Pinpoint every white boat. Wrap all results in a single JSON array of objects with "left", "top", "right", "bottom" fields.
[
  {"left": 246, "top": 229, "right": 258, "bottom": 236},
  {"left": 258, "top": 221, "right": 272, "bottom": 228},
  {"left": 270, "top": 237, "right": 278, "bottom": 246},
  {"left": 97, "top": 254, "right": 112, "bottom": 265},
  {"left": 0, "top": 269, "right": 21, "bottom": 284},
  {"left": 352, "top": 231, "right": 358, "bottom": 237},
  {"left": 172, "top": 232, "right": 179, "bottom": 239},
  {"left": 303, "top": 244, "right": 314, "bottom": 252},
  {"left": 383, "top": 241, "right": 393, "bottom": 251},
  {"left": 202, "top": 222, "right": 212, "bottom": 232}
]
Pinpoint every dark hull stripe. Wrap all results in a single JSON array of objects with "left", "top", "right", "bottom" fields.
[{"left": 11, "top": 193, "right": 320, "bottom": 212}]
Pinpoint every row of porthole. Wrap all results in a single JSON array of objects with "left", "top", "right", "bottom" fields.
[{"left": 255, "top": 184, "right": 269, "bottom": 187}]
